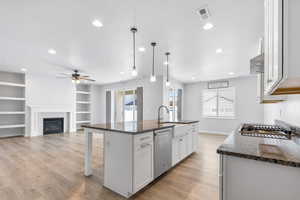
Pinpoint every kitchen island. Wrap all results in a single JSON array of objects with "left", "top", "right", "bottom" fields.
[
  {"left": 82, "top": 120, "right": 199, "bottom": 198},
  {"left": 217, "top": 125, "right": 300, "bottom": 200}
]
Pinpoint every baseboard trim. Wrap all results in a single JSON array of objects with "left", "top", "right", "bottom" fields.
[{"left": 198, "top": 130, "right": 230, "bottom": 135}]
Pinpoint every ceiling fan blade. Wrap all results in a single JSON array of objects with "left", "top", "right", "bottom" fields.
[{"left": 79, "top": 77, "right": 95, "bottom": 82}]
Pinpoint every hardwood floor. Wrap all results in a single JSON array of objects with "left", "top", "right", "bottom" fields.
[{"left": 0, "top": 133, "right": 226, "bottom": 200}]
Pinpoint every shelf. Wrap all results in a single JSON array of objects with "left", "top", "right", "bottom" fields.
[
  {"left": 0, "top": 124, "right": 26, "bottom": 129},
  {"left": 76, "top": 111, "right": 91, "bottom": 114},
  {"left": 0, "top": 97, "right": 25, "bottom": 101},
  {"left": 76, "top": 101, "right": 90, "bottom": 104},
  {"left": 76, "top": 121, "right": 91, "bottom": 124},
  {"left": 0, "top": 112, "right": 25, "bottom": 115},
  {"left": 76, "top": 91, "right": 90, "bottom": 94},
  {"left": 0, "top": 81, "right": 25, "bottom": 87}
]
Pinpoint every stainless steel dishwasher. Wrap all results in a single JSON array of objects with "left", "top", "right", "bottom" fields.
[{"left": 154, "top": 128, "right": 172, "bottom": 178}]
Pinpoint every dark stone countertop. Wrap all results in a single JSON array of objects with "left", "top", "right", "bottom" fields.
[
  {"left": 217, "top": 125, "right": 300, "bottom": 168},
  {"left": 82, "top": 120, "right": 199, "bottom": 134}
]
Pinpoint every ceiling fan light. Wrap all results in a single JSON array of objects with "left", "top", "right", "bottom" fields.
[
  {"left": 76, "top": 79, "right": 80, "bottom": 84},
  {"left": 150, "top": 75, "right": 156, "bottom": 82}
]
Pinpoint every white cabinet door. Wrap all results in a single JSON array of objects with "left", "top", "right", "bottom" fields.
[
  {"left": 192, "top": 132, "right": 199, "bottom": 152},
  {"left": 133, "top": 136, "right": 153, "bottom": 193},
  {"left": 264, "top": 0, "right": 283, "bottom": 95},
  {"left": 172, "top": 137, "right": 181, "bottom": 166},
  {"left": 178, "top": 136, "right": 187, "bottom": 160},
  {"left": 186, "top": 133, "right": 193, "bottom": 155}
]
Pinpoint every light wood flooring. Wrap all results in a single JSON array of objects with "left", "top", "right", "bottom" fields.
[{"left": 0, "top": 132, "right": 226, "bottom": 200}]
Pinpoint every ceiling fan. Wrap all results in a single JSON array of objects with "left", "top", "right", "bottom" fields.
[{"left": 57, "top": 69, "right": 95, "bottom": 84}]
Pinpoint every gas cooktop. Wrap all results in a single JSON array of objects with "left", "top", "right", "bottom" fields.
[{"left": 240, "top": 123, "right": 292, "bottom": 140}]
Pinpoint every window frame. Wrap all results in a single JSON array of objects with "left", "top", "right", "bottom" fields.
[{"left": 202, "top": 87, "right": 236, "bottom": 119}]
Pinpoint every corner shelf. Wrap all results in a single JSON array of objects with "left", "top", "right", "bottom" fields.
[
  {"left": 0, "top": 112, "right": 25, "bottom": 115},
  {"left": 0, "top": 71, "right": 26, "bottom": 137},
  {"left": 76, "top": 101, "right": 90, "bottom": 104},
  {"left": 0, "top": 124, "right": 26, "bottom": 129},
  {"left": 0, "top": 97, "right": 26, "bottom": 101},
  {"left": 0, "top": 81, "right": 25, "bottom": 87},
  {"left": 75, "top": 84, "right": 91, "bottom": 131},
  {"left": 76, "top": 91, "right": 90, "bottom": 95},
  {"left": 76, "top": 120, "right": 91, "bottom": 124}
]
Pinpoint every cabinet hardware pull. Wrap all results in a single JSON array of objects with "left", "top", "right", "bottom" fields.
[
  {"left": 140, "top": 143, "right": 150, "bottom": 148},
  {"left": 140, "top": 136, "right": 150, "bottom": 141}
]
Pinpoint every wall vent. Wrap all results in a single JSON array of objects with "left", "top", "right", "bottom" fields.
[{"left": 197, "top": 6, "right": 211, "bottom": 20}]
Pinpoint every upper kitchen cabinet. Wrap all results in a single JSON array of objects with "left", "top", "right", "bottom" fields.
[{"left": 264, "top": 0, "right": 300, "bottom": 95}]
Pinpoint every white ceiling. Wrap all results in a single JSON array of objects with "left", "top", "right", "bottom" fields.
[{"left": 0, "top": 0, "right": 263, "bottom": 84}]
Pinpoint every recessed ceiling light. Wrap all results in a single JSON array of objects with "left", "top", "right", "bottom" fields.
[
  {"left": 203, "top": 22, "right": 214, "bottom": 30},
  {"left": 120, "top": 71, "right": 125, "bottom": 75},
  {"left": 228, "top": 72, "right": 235, "bottom": 75},
  {"left": 92, "top": 19, "right": 103, "bottom": 28},
  {"left": 48, "top": 49, "right": 56, "bottom": 55},
  {"left": 216, "top": 48, "right": 223, "bottom": 54},
  {"left": 164, "top": 61, "right": 168, "bottom": 65},
  {"left": 138, "top": 47, "right": 146, "bottom": 52},
  {"left": 192, "top": 76, "right": 196, "bottom": 80},
  {"left": 21, "top": 68, "right": 27, "bottom": 72}
]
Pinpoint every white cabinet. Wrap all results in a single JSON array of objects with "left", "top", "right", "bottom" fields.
[
  {"left": 264, "top": 0, "right": 283, "bottom": 94},
  {"left": 133, "top": 132, "right": 153, "bottom": 193},
  {"left": 172, "top": 123, "right": 198, "bottom": 166},
  {"left": 186, "top": 132, "right": 193, "bottom": 155},
  {"left": 264, "top": 0, "right": 300, "bottom": 95},
  {"left": 172, "top": 135, "right": 187, "bottom": 166},
  {"left": 104, "top": 131, "right": 153, "bottom": 198}
]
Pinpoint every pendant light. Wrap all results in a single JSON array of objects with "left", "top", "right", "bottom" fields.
[
  {"left": 150, "top": 42, "right": 157, "bottom": 82},
  {"left": 165, "top": 52, "right": 171, "bottom": 86},
  {"left": 130, "top": 27, "right": 138, "bottom": 76}
]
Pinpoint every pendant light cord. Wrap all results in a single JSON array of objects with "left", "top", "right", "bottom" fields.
[
  {"left": 131, "top": 27, "right": 137, "bottom": 70},
  {"left": 166, "top": 52, "right": 170, "bottom": 82},
  {"left": 151, "top": 42, "right": 156, "bottom": 76}
]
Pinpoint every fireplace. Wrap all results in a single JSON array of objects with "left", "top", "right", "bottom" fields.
[{"left": 43, "top": 118, "right": 64, "bottom": 134}]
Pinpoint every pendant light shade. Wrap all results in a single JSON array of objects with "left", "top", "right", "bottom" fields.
[
  {"left": 165, "top": 52, "right": 170, "bottom": 86},
  {"left": 150, "top": 42, "right": 157, "bottom": 82},
  {"left": 130, "top": 27, "right": 138, "bottom": 76}
]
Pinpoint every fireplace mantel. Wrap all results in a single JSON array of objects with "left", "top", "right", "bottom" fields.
[{"left": 27, "top": 105, "right": 76, "bottom": 137}]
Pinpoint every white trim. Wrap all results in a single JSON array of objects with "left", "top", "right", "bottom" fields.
[{"left": 198, "top": 130, "right": 230, "bottom": 135}]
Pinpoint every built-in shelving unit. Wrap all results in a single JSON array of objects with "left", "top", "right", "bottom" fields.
[
  {"left": 0, "top": 71, "right": 26, "bottom": 138},
  {"left": 76, "top": 84, "right": 91, "bottom": 130}
]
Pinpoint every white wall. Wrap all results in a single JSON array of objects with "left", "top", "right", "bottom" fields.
[
  {"left": 96, "top": 76, "right": 165, "bottom": 123},
  {"left": 26, "top": 73, "right": 75, "bottom": 106},
  {"left": 90, "top": 84, "right": 103, "bottom": 124},
  {"left": 264, "top": 95, "right": 300, "bottom": 127},
  {"left": 183, "top": 76, "right": 264, "bottom": 134}
]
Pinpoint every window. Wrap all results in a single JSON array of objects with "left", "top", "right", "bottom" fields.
[
  {"left": 202, "top": 87, "right": 235, "bottom": 118},
  {"left": 114, "top": 89, "right": 137, "bottom": 122},
  {"left": 168, "top": 88, "right": 182, "bottom": 121}
]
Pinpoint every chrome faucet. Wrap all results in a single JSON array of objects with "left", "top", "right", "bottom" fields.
[{"left": 158, "top": 105, "right": 170, "bottom": 124}]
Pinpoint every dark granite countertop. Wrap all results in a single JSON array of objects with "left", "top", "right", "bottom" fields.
[
  {"left": 217, "top": 125, "right": 300, "bottom": 168},
  {"left": 82, "top": 120, "right": 199, "bottom": 134}
]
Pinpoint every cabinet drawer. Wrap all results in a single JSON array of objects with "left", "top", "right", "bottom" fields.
[{"left": 134, "top": 132, "right": 153, "bottom": 146}]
